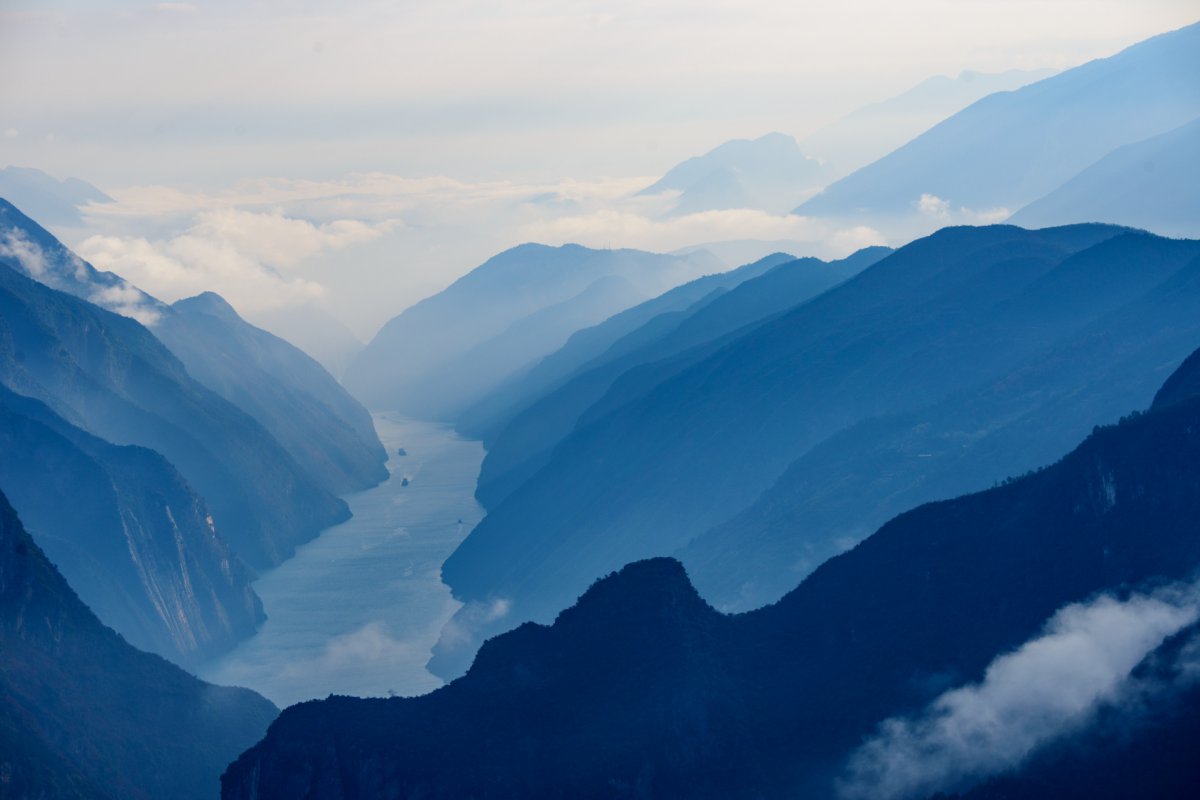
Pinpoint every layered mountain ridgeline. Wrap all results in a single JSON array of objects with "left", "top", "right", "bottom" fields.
[
  {"left": 0, "top": 166, "right": 113, "bottom": 227},
  {"left": 1009, "top": 115, "right": 1200, "bottom": 238},
  {"left": 0, "top": 383, "right": 261, "bottom": 666},
  {"left": 468, "top": 246, "right": 891, "bottom": 510},
  {"left": 156, "top": 292, "right": 387, "bottom": 495},
  {"left": 638, "top": 132, "right": 830, "bottom": 214},
  {"left": 455, "top": 251, "right": 799, "bottom": 445},
  {"left": 223, "top": 351, "right": 1200, "bottom": 798},
  {"left": 682, "top": 231, "right": 1200, "bottom": 609},
  {"left": 796, "top": 22, "right": 1200, "bottom": 239},
  {"left": 0, "top": 489, "right": 277, "bottom": 800},
  {"left": 0, "top": 199, "right": 388, "bottom": 497},
  {"left": 343, "top": 243, "right": 722, "bottom": 419},
  {"left": 0, "top": 257, "right": 346, "bottom": 569},
  {"left": 435, "top": 224, "right": 1200, "bottom": 673},
  {"left": 799, "top": 68, "right": 1055, "bottom": 177}
]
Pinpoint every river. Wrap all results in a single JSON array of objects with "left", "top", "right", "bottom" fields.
[{"left": 199, "top": 414, "right": 485, "bottom": 708}]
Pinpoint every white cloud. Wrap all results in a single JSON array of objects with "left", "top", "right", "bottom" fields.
[
  {"left": 521, "top": 208, "right": 878, "bottom": 257},
  {"left": 76, "top": 209, "right": 388, "bottom": 315},
  {"left": 88, "top": 281, "right": 163, "bottom": 326},
  {"left": 0, "top": 229, "right": 48, "bottom": 277},
  {"left": 1, "top": 227, "right": 164, "bottom": 325},
  {"left": 188, "top": 208, "right": 382, "bottom": 269},
  {"left": 434, "top": 597, "right": 513, "bottom": 651},
  {"left": 917, "top": 193, "right": 951, "bottom": 218},
  {"left": 916, "top": 194, "right": 1013, "bottom": 227},
  {"left": 70, "top": 171, "right": 897, "bottom": 340},
  {"left": 839, "top": 580, "right": 1200, "bottom": 800},
  {"left": 3, "top": 128, "right": 17, "bottom": 139}
]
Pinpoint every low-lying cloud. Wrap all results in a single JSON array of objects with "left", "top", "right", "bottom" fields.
[
  {"left": 839, "top": 579, "right": 1200, "bottom": 800},
  {"left": 915, "top": 192, "right": 1011, "bottom": 225},
  {"left": 72, "top": 172, "right": 887, "bottom": 340},
  {"left": 1, "top": 227, "right": 163, "bottom": 326},
  {"left": 76, "top": 208, "right": 383, "bottom": 315}
]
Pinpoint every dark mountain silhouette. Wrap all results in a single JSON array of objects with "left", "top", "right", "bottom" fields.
[
  {"left": 0, "top": 383, "right": 261, "bottom": 666},
  {"left": 344, "top": 243, "right": 720, "bottom": 419},
  {"left": 455, "top": 252, "right": 797, "bottom": 445},
  {"left": 1009, "top": 115, "right": 1200, "bottom": 238},
  {"left": 0, "top": 166, "right": 112, "bottom": 227},
  {"left": 223, "top": 348, "right": 1200, "bottom": 798},
  {"left": 0, "top": 254, "right": 347, "bottom": 569},
  {"left": 0, "top": 488, "right": 277, "bottom": 800},
  {"left": 468, "top": 246, "right": 889, "bottom": 510},
  {"left": 436, "top": 224, "right": 1200, "bottom": 674},
  {"left": 0, "top": 199, "right": 388, "bottom": 498},
  {"left": 639, "top": 133, "right": 829, "bottom": 214},
  {"left": 796, "top": 23, "right": 1200, "bottom": 238}
]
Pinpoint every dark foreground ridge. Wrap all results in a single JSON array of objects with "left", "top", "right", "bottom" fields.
[
  {"left": 0, "top": 488, "right": 277, "bottom": 799},
  {"left": 224, "top": 346, "right": 1200, "bottom": 799}
]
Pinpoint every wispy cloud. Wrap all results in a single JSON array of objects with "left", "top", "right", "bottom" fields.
[{"left": 839, "top": 579, "right": 1200, "bottom": 800}]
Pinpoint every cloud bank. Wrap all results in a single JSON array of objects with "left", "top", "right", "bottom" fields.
[
  {"left": 839, "top": 580, "right": 1200, "bottom": 800},
  {"left": 73, "top": 173, "right": 885, "bottom": 339},
  {"left": 76, "top": 208, "right": 384, "bottom": 316}
]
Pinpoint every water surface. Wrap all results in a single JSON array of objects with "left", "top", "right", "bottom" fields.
[{"left": 200, "top": 414, "right": 484, "bottom": 708}]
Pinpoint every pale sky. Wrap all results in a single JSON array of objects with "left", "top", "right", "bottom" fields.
[
  {"left": 3, "top": 0, "right": 1195, "bottom": 185},
  {"left": 1, "top": 1, "right": 1196, "bottom": 342}
]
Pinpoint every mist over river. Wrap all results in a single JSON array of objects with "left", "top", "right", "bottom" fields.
[{"left": 200, "top": 415, "right": 485, "bottom": 708}]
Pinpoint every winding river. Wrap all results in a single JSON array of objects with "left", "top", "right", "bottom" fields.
[{"left": 199, "top": 414, "right": 484, "bottom": 708}]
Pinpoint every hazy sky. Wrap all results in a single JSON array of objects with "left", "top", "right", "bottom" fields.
[{"left": 2, "top": 1, "right": 1197, "bottom": 340}]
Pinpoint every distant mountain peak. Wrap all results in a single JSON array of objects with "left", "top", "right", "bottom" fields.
[
  {"left": 0, "top": 166, "right": 112, "bottom": 227},
  {"left": 565, "top": 557, "right": 702, "bottom": 616},
  {"left": 173, "top": 290, "right": 240, "bottom": 319},
  {"left": 640, "top": 132, "right": 829, "bottom": 215}
]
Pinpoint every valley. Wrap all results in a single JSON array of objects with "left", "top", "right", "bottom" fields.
[
  {"left": 3, "top": 8, "right": 1200, "bottom": 799},
  {"left": 200, "top": 415, "right": 485, "bottom": 707}
]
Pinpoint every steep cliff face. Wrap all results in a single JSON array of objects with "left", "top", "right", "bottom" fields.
[
  {"left": 0, "top": 258, "right": 347, "bottom": 568},
  {"left": 0, "top": 489, "right": 278, "bottom": 800},
  {"left": 0, "top": 383, "right": 262, "bottom": 666},
  {"left": 223, "top": 348, "right": 1200, "bottom": 799}
]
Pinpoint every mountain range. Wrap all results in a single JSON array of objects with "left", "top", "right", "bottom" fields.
[
  {"left": 1009, "top": 115, "right": 1200, "bottom": 238},
  {"left": 0, "top": 243, "right": 347, "bottom": 570},
  {"left": 0, "top": 383, "right": 262, "bottom": 665},
  {"left": 462, "top": 246, "right": 890, "bottom": 512},
  {"left": 344, "top": 243, "right": 721, "bottom": 419},
  {"left": 0, "top": 166, "right": 112, "bottom": 228},
  {"left": 638, "top": 132, "right": 830, "bottom": 214},
  {"left": 432, "top": 224, "right": 1200, "bottom": 676},
  {"left": 798, "top": 68, "right": 1057, "bottom": 177},
  {"left": 0, "top": 488, "right": 277, "bottom": 799},
  {"left": 223, "top": 342, "right": 1200, "bottom": 799},
  {"left": 796, "top": 22, "right": 1200, "bottom": 239},
  {"left": 0, "top": 199, "right": 388, "bottom": 499}
]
